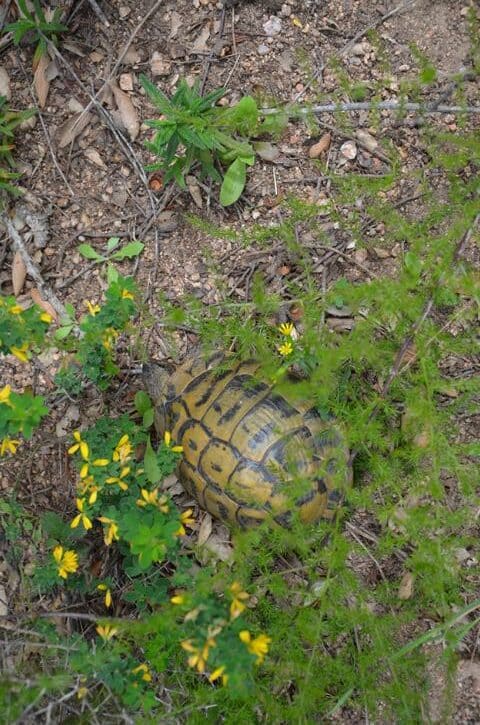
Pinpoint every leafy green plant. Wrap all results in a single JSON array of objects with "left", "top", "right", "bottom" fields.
[
  {"left": 141, "top": 76, "right": 264, "bottom": 205},
  {"left": 0, "top": 95, "right": 34, "bottom": 203},
  {"left": 6, "top": 0, "right": 67, "bottom": 68},
  {"left": 77, "top": 237, "right": 145, "bottom": 284}
]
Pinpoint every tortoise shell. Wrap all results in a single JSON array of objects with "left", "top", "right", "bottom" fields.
[{"left": 144, "top": 354, "right": 351, "bottom": 528}]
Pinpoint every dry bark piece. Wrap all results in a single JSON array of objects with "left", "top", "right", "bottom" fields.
[
  {"left": 12, "top": 251, "right": 27, "bottom": 296},
  {"left": 57, "top": 112, "right": 92, "bottom": 148},
  {"left": 355, "top": 129, "right": 378, "bottom": 152},
  {"left": 150, "top": 51, "right": 171, "bottom": 76},
  {"left": 30, "top": 288, "right": 58, "bottom": 321},
  {"left": 309, "top": 132, "right": 331, "bottom": 158},
  {"left": 110, "top": 83, "right": 139, "bottom": 141},
  {"left": 34, "top": 54, "right": 50, "bottom": 108},
  {"left": 192, "top": 24, "right": 210, "bottom": 53},
  {"left": 84, "top": 148, "right": 106, "bottom": 168}
]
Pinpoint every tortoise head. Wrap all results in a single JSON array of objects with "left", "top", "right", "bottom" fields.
[{"left": 142, "top": 361, "right": 176, "bottom": 435}]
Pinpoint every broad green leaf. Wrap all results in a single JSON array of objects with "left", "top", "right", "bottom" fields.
[
  {"left": 77, "top": 243, "right": 104, "bottom": 262},
  {"left": 106, "top": 236, "right": 120, "bottom": 252},
  {"left": 65, "top": 302, "right": 75, "bottom": 317},
  {"left": 226, "top": 95, "right": 258, "bottom": 135},
  {"left": 135, "top": 390, "right": 152, "bottom": 415},
  {"left": 144, "top": 436, "right": 161, "bottom": 484},
  {"left": 220, "top": 159, "right": 246, "bottom": 206},
  {"left": 143, "top": 408, "right": 154, "bottom": 429},
  {"left": 54, "top": 325, "right": 73, "bottom": 340},
  {"left": 404, "top": 251, "right": 422, "bottom": 277},
  {"left": 111, "top": 241, "right": 144, "bottom": 260}
]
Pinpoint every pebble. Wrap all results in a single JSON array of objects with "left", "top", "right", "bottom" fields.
[
  {"left": 257, "top": 44, "right": 269, "bottom": 55},
  {"left": 263, "top": 17, "right": 282, "bottom": 36}
]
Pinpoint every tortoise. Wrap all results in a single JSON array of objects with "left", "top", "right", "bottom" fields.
[{"left": 144, "top": 353, "right": 351, "bottom": 528}]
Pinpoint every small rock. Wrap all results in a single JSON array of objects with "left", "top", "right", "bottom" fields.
[
  {"left": 399, "top": 64, "right": 410, "bottom": 72},
  {"left": 119, "top": 5, "right": 131, "bottom": 17},
  {"left": 340, "top": 141, "right": 357, "bottom": 160},
  {"left": 150, "top": 52, "right": 171, "bottom": 76},
  {"left": 263, "top": 17, "right": 282, "bottom": 36},
  {"left": 309, "top": 132, "right": 331, "bottom": 158},
  {"left": 122, "top": 46, "right": 141, "bottom": 64},
  {"left": 89, "top": 50, "right": 104, "bottom": 63},
  {"left": 257, "top": 44, "right": 270, "bottom": 55},
  {"left": 68, "top": 97, "right": 84, "bottom": 114},
  {"left": 119, "top": 73, "right": 133, "bottom": 91},
  {"left": 355, "top": 248, "right": 368, "bottom": 264}
]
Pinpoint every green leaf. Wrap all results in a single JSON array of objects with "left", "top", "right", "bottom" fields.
[
  {"left": 220, "top": 158, "right": 246, "bottom": 206},
  {"left": 144, "top": 437, "right": 161, "bottom": 484},
  {"left": 65, "top": 302, "right": 75, "bottom": 318},
  {"left": 111, "top": 241, "right": 144, "bottom": 261},
  {"left": 54, "top": 325, "right": 73, "bottom": 341},
  {"left": 106, "top": 263, "right": 118, "bottom": 285},
  {"left": 143, "top": 408, "right": 154, "bottom": 429},
  {"left": 77, "top": 244, "right": 105, "bottom": 262},
  {"left": 106, "top": 236, "right": 121, "bottom": 252},
  {"left": 134, "top": 391, "right": 152, "bottom": 415},
  {"left": 404, "top": 251, "right": 422, "bottom": 277}
]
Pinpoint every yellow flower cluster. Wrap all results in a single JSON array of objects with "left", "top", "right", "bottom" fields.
[
  {"left": 229, "top": 581, "right": 249, "bottom": 619},
  {"left": 239, "top": 630, "right": 271, "bottom": 664},
  {"left": 53, "top": 546, "right": 78, "bottom": 579},
  {"left": 97, "top": 583, "right": 112, "bottom": 608},
  {"left": 0, "top": 436, "right": 20, "bottom": 456},
  {"left": 181, "top": 636, "right": 217, "bottom": 674},
  {"left": 277, "top": 322, "right": 295, "bottom": 357}
]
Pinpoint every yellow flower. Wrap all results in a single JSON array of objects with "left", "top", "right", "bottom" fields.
[
  {"left": 106, "top": 466, "right": 131, "bottom": 491},
  {"left": 97, "top": 583, "right": 112, "bottom": 608},
  {"left": 96, "top": 623, "right": 117, "bottom": 641},
  {"left": 68, "top": 431, "right": 89, "bottom": 460},
  {"left": 176, "top": 508, "right": 195, "bottom": 536},
  {"left": 164, "top": 431, "right": 183, "bottom": 453},
  {"left": 98, "top": 516, "right": 119, "bottom": 546},
  {"left": 112, "top": 434, "right": 132, "bottom": 464},
  {"left": 85, "top": 300, "right": 100, "bottom": 316},
  {"left": 239, "top": 630, "right": 271, "bottom": 664},
  {"left": 10, "top": 342, "right": 29, "bottom": 362},
  {"left": 40, "top": 312, "right": 53, "bottom": 324},
  {"left": 9, "top": 304, "right": 23, "bottom": 315},
  {"left": 70, "top": 498, "right": 93, "bottom": 530},
  {"left": 229, "top": 581, "right": 249, "bottom": 619},
  {"left": 136, "top": 488, "right": 169, "bottom": 512},
  {"left": 102, "top": 327, "right": 119, "bottom": 351},
  {"left": 181, "top": 637, "right": 216, "bottom": 674},
  {"left": 0, "top": 385, "right": 12, "bottom": 406},
  {"left": 277, "top": 340, "right": 293, "bottom": 357},
  {"left": 209, "top": 665, "right": 229, "bottom": 686},
  {"left": 278, "top": 322, "right": 294, "bottom": 336},
  {"left": 0, "top": 437, "right": 20, "bottom": 456},
  {"left": 132, "top": 663, "right": 152, "bottom": 682},
  {"left": 53, "top": 546, "right": 79, "bottom": 579},
  {"left": 170, "top": 594, "right": 185, "bottom": 605},
  {"left": 80, "top": 457, "right": 109, "bottom": 481},
  {"left": 121, "top": 289, "right": 134, "bottom": 300},
  {"left": 77, "top": 686, "right": 88, "bottom": 700}
]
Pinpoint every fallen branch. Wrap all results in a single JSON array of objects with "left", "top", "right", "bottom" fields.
[
  {"left": 262, "top": 101, "right": 480, "bottom": 117},
  {"left": 2, "top": 214, "right": 67, "bottom": 319}
]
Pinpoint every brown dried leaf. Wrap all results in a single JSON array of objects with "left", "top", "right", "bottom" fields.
[
  {"left": 397, "top": 571, "right": 414, "bottom": 600},
  {"left": 197, "top": 513, "right": 213, "bottom": 546},
  {"left": 12, "top": 251, "right": 27, "bottom": 296},
  {"left": 110, "top": 83, "right": 139, "bottom": 141},
  {"left": 56, "top": 112, "right": 92, "bottom": 149},
  {"left": 309, "top": 132, "right": 331, "bottom": 158},
  {"left": 30, "top": 288, "right": 58, "bottom": 321},
  {"left": 34, "top": 53, "right": 50, "bottom": 108},
  {"left": 203, "top": 533, "right": 233, "bottom": 562},
  {"left": 192, "top": 24, "right": 210, "bottom": 53}
]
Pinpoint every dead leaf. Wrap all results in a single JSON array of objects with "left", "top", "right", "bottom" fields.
[
  {"left": 309, "top": 132, "right": 331, "bottom": 158},
  {"left": 110, "top": 83, "right": 139, "bottom": 141},
  {"left": 398, "top": 571, "right": 414, "bottom": 600},
  {"left": 34, "top": 53, "right": 50, "bottom": 108},
  {"left": 62, "top": 40, "right": 86, "bottom": 57},
  {"left": 30, "top": 288, "right": 57, "bottom": 321},
  {"left": 355, "top": 129, "right": 378, "bottom": 152},
  {"left": 192, "top": 24, "right": 210, "bottom": 54},
  {"left": 203, "top": 533, "right": 233, "bottom": 562},
  {"left": 254, "top": 141, "right": 280, "bottom": 162},
  {"left": 197, "top": 513, "right": 213, "bottom": 546},
  {"left": 12, "top": 251, "right": 27, "bottom": 296},
  {"left": 0, "top": 584, "right": 7, "bottom": 617},
  {"left": 119, "top": 73, "right": 133, "bottom": 91},
  {"left": 84, "top": 148, "right": 106, "bottom": 168},
  {"left": 186, "top": 176, "right": 203, "bottom": 208},
  {"left": 45, "top": 59, "right": 60, "bottom": 82},
  {"left": 170, "top": 11, "right": 182, "bottom": 38},
  {"left": 55, "top": 404, "right": 80, "bottom": 438},
  {"left": 57, "top": 112, "right": 92, "bottom": 149},
  {"left": 0, "top": 66, "right": 11, "bottom": 100}
]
